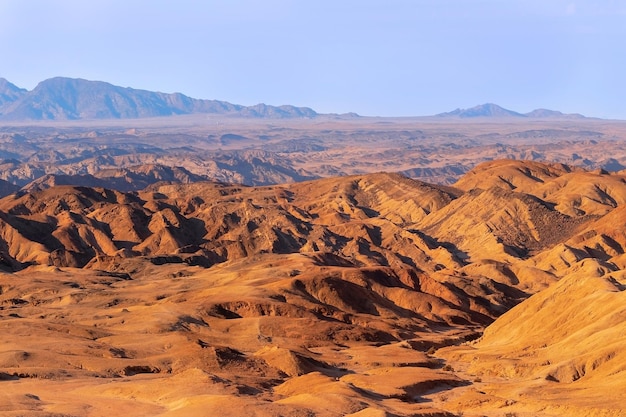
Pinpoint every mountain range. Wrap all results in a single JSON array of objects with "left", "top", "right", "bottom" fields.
[
  {"left": 437, "top": 102, "right": 587, "bottom": 119},
  {"left": 0, "top": 77, "right": 318, "bottom": 120},
  {"left": 0, "top": 77, "right": 589, "bottom": 121}
]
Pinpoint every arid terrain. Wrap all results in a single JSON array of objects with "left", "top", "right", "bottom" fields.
[
  {"left": 2, "top": 82, "right": 626, "bottom": 415},
  {"left": 2, "top": 79, "right": 626, "bottom": 190},
  {"left": 2, "top": 113, "right": 626, "bottom": 190},
  {"left": 1, "top": 152, "right": 626, "bottom": 415}
]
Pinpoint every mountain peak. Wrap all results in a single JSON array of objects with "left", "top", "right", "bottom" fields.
[
  {"left": 437, "top": 103, "right": 525, "bottom": 118},
  {"left": 525, "top": 108, "right": 586, "bottom": 119},
  {"left": 0, "top": 77, "right": 24, "bottom": 91},
  {"left": 437, "top": 103, "right": 588, "bottom": 119},
  {"left": 0, "top": 78, "right": 27, "bottom": 109}
]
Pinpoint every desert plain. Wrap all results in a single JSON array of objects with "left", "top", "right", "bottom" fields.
[{"left": 1, "top": 114, "right": 626, "bottom": 416}]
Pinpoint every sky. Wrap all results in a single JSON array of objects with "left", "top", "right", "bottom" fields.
[{"left": 1, "top": 0, "right": 625, "bottom": 118}]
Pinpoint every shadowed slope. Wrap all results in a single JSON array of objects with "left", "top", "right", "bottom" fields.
[{"left": 0, "top": 179, "right": 20, "bottom": 199}]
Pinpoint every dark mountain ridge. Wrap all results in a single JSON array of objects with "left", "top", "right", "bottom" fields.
[{"left": 0, "top": 77, "right": 318, "bottom": 121}]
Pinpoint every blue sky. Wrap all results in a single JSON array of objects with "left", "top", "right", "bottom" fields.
[{"left": 1, "top": 0, "right": 625, "bottom": 118}]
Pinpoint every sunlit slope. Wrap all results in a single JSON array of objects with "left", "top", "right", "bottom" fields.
[{"left": 441, "top": 260, "right": 626, "bottom": 416}]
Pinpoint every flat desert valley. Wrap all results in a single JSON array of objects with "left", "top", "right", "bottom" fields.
[{"left": 1, "top": 114, "right": 626, "bottom": 416}]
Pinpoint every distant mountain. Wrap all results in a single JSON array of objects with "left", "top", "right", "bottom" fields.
[
  {"left": 437, "top": 103, "right": 588, "bottom": 119},
  {"left": 524, "top": 108, "right": 586, "bottom": 119},
  {"left": 0, "top": 77, "right": 318, "bottom": 121},
  {"left": 437, "top": 103, "right": 525, "bottom": 118},
  {"left": 0, "top": 78, "right": 26, "bottom": 109}
]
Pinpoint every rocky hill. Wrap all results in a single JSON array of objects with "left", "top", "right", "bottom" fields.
[{"left": 1, "top": 160, "right": 626, "bottom": 415}]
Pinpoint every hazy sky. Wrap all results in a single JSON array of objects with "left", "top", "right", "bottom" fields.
[{"left": 1, "top": 0, "right": 625, "bottom": 118}]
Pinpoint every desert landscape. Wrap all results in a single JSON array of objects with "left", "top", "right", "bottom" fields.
[{"left": 1, "top": 78, "right": 626, "bottom": 416}]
